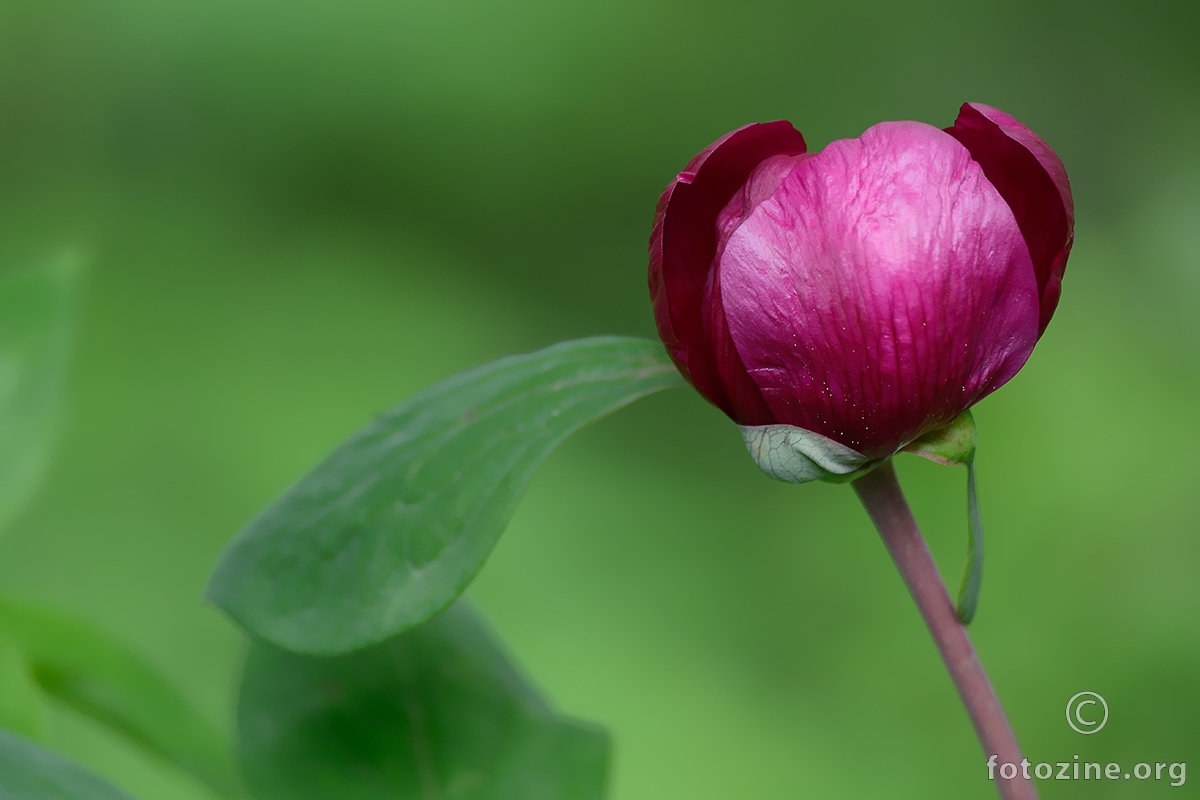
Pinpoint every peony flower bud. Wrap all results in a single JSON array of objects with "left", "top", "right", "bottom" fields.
[{"left": 649, "top": 103, "right": 1073, "bottom": 481}]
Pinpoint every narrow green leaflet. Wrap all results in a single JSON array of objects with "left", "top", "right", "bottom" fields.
[
  {"left": 0, "top": 728, "right": 136, "bottom": 800},
  {"left": 207, "top": 336, "right": 683, "bottom": 655},
  {"left": 902, "top": 410, "right": 984, "bottom": 624},
  {"left": 0, "top": 599, "right": 240, "bottom": 797},
  {"left": 0, "top": 257, "right": 79, "bottom": 536},
  {"left": 958, "top": 460, "right": 984, "bottom": 624},
  {"left": 0, "top": 624, "right": 48, "bottom": 741},
  {"left": 238, "top": 602, "right": 609, "bottom": 800}
]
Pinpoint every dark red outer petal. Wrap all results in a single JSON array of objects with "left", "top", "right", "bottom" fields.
[
  {"left": 945, "top": 103, "right": 1074, "bottom": 336},
  {"left": 649, "top": 122, "right": 807, "bottom": 424}
]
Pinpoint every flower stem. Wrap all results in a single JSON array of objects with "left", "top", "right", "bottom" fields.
[{"left": 852, "top": 460, "right": 1036, "bottom": 800}]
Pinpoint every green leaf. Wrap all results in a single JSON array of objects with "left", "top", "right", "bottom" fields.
[
  {"left": 0, "top": 728, "right": 137, "bottom": 800},
  {"left": 238, "top": 602, "right": 609, "bottom": 800},
  {"left": 0, "top": 598, "right": 240, "bottom": 797},
  {"left": 0, "top": 624, "right": 48, "bottom": 742},
  {"left": 206, "top": 336, "right": 683, "bottom": 655},
  {"left": 901, "top": 410, "right": 984, "bottom": 624},
  {"left": 0, "top": 256, "right": 80, "bottom": 537}
]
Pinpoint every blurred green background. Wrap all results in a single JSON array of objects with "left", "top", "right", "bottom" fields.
[{"left": 1, "top": 0, "right": 1198, "bottom": 797}]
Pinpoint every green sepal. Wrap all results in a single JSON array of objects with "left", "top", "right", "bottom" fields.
[
  {"left": 902, "top": 409, "right": 977, "bottom": 466},
  {"left": 902, "top": 410, "right": 984, "bottom": 624}
]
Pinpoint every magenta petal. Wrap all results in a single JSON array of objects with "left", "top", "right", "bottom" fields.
[
  {"left": 945, "top": 103, "right": 1074, "bottom": 335},
  {"left": 649, "top": 122, "right": 807, "bottom": 424},
  {"left": 719, "top": 121, "right": 1041, "bottom": 459}
]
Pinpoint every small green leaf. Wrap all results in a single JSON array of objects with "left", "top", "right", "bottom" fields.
[
  {"left": 207, "top": 336, "right": 683, "bottom": 655},
  {"left": 0, "top": 624, "right": 48, "bottom": 742},
  {"left": 0, "top": 256, "right": 80, "bottom": 536},
  {"left": 902, "top": 410, "right": 984, "bottom": 624},
  {"left": 0, "top": 598, "right": 240, "bottom": 797},
  {"left": 238, "top": 602, "right": 609, "bottom": 800},
  {"left": 0, "top": 728, "right": 137, "bottom": 800}
]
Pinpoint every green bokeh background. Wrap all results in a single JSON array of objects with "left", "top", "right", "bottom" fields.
[{"left": 1, "top": 0, "right": 1198, "bottom": 797}]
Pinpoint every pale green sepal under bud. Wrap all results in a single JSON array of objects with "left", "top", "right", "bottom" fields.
[
  {"left": 740, "top": 424, "right": 870, "bottom": 484},
  {"left": 902, "top": 410, "right": 984, "bottom": 625}
]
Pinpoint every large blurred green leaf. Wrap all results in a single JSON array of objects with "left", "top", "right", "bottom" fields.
[
  {"left": 0, "top": 599, "right": 240, "bottom": 798},
  {"left": 238, "top": 601, "right": 608, "bottom": 800},
  {"left": 0, "top": 728, "right": 137, "bottom": 800},
  {"left": 206, "top": 336, "right": 683, "bottom": 655},
  {"left": 0, "top": 257, "right": 78, "bottom": 536}
]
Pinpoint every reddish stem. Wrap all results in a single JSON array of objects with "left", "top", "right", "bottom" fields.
[{"left": 852, "top": 460, "right": 1036, "bottom": 800}]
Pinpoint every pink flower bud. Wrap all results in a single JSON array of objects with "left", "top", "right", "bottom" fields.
[{"left": 649, "top": 104, "right": 1073, "bottom": 462}]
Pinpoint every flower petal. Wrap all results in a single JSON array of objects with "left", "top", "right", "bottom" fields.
[
  {"left": 649, "top": 122, "right": 807, "bottom": 423},
  {"left": 945, "top": 103, "right": 1074, "bottom": 335},
  {"left": 719, "top": 121, "right": 1040, "bottom": 458}
]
